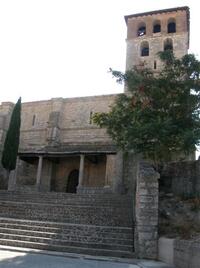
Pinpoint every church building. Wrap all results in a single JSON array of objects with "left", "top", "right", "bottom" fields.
[{"left": 0, "top": 6, "right": 190, "bottom": 259}]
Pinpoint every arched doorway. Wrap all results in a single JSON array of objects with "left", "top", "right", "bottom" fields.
[{"left": 66, "top": 169, "right": 79, "bottom": 193}]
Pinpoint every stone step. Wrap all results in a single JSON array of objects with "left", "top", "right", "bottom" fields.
[
  {"left": 0, "top": 223, "right": 132, "bottom": 239},
  {"left": 0, "top": 203, "right": 132, "bottom": 217},
  {"left": 0, "top": 238, "right": 134, "bottom": 258},
  {"left": 0, "top": 218, "right": 132, "bottom": 232},
  {"left": 0, "top": 200, "right": 132, "bottom": 211},
  {"left": 0, "top": 191, "right": 132, "bottom": 201},
  {"left": 0, "top": 194, "right": 133, "bottom": 208},
  {"left": 0, "top": 192, "right": 131, "bottom": 200},
  {"left": 0, "top": 227, "right": 133, "bottom": 245},
  {"left": 0, "top": 191, "right": 134, "bottom": 257},
  {"left": 0, "top": 191, "right": 133, "bottom": 257},
  {"left": 0, "top": 202, "right": 132, "bottom": 227},
  {"left": 0, "top": 198, "right": 132, "bottom": 208},
  {"left": 0, "top": 198, "right": 133, "bottom": 209},
  {"left": 0, "top": 233, "right": 132, "bottom": 252},
  {"left": 0, "top": 191, "right": 130, "bottom": 197}
]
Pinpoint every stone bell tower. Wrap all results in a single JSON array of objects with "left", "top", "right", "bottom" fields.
[{"left": 124, "top": 6, "right": 190, "bottom": 71}]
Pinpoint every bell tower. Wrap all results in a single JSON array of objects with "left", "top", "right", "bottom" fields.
[{"left": 124, "top": 6, "right": 190, "bottom": 71}]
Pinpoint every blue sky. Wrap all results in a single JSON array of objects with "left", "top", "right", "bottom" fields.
[{"left": 0, "top": 0, "right": 199, "bottom": 103}]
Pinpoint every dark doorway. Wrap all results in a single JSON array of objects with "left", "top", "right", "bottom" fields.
[{"left": 66, "top": 169, "right": 79, "bottom": 193}]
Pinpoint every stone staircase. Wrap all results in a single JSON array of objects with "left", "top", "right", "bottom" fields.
[{"left": 0, "top": 191, "right": 134, "bottom": 258}]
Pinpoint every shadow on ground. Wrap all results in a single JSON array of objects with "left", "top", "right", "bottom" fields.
[{"left": 0, "top": 250, "right": 138, "bottom": 268}]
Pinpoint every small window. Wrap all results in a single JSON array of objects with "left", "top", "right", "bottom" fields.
[
  {"left": 168, "top": 19, "right": 176, "bottom": 33},
  {"left": 137, "top": 23, "right": 146, "bottom": 36},
  {"left": 154, "top": 60, "right": 157, "bottom": 70},
  {"left": 164, "top": 38, "right": 173, "bottom": 51},
  {"left": 89, "top": 111, "right": 93, "bottom": 124},
  {"left": 141, "top": 41, "right": 149, "bottom": 57},
  {"left": 153, "top": 21, "right": 161, "bottom": 33},
  {"left": 32, "top": 115, "right": 36, "bottom": 126}
]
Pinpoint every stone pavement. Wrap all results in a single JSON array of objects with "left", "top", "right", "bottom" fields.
[{"left": 0, "top": 248, "right": 175, "bottom": 268}]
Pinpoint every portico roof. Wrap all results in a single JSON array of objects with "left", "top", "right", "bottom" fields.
[{"left": 18, "top": 143, "right": 117, "bottom": 158}]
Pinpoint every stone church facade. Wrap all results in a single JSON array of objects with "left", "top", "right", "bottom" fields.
[
  {"left": 0, "top": 6, "right": 191, "bottom": 260},
  {"left": 0, "top": 6, "right": 190, "bottom": 194}
]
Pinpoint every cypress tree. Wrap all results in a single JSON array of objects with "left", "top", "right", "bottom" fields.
[{"left": 1, "top": 97, "right": 21, "bottom": 175}]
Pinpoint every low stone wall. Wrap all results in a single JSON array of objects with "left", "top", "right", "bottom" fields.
[
  {"left": 159, "top": 237, "right": 200, "bottom": 268},
  {"left": 135, "top": 161, "right": 159, "bottom": 259},
  {"left": 174, "top": 238, "right": 200, "bottom": 268}
]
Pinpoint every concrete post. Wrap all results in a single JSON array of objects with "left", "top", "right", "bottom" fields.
[
  {"left": 36, "top": 156, "right": 43, "bottom": 189},
  {"left": 78, "top": 154, "right": 85, "bottom": 187}
]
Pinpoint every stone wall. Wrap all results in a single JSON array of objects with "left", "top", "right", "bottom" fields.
[
  {"left": 158, "top": 237, "right": 200, "bottom": 268},
  {"left": 16, "top": 158, "right": 52, "bottom": 192},
  {"left": 0, "top": 95, "right": 116, "bottom": 152},
  {"left": 160, "top": 160, "right": 200, "bottom": 198},
  {"left": 17, "top": 159, "right": 37, "bottom": 186},
  {"left": 174, "top": 239, "right": 200, "bottom": 268},
  {"left": 135, "top": 161, "right": 159, "bottom": 259},
  {"left": 17, "top": 94, "right": 116, "bottom": 149}
]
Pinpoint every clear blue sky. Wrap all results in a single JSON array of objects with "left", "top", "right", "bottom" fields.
[{"left": 0, "top": 0, "right": 199, "bottom": 103}]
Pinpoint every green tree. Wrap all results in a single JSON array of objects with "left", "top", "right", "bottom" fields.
[
  {"left": 94, "top": 51, "right": 200, "bottom": 164},
  {"left": 1, "top": 97, "right": 21, "bottom": 176}
]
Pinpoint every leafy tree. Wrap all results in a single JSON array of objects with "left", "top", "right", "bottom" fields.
[
  {"left": 1, "top": 97, "right": 21, "bottom": 176},
  {"left": 93, "top": 51, "right": 200, "bottom": 164}
]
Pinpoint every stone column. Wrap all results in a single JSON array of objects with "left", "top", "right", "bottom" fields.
[
  {"left": 36, "top": 156, "right": 43, "bottom": 189},
  {"left": 104, "top": 154, "right": 109, "bottom": 186},
  {"left": 104, "top": 154, "right": 114, "bottom": 189},
  {"left": 78, "top": 154, "right": 85, "bottom": 187},
  {"left": 8, "top": 156, "right": 20, "bottom": 191},
  {"left": 113, "top": 151, "right": 124, "bottom": 193}
]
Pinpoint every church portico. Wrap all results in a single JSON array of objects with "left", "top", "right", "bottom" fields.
[{"left": 12, "top": 144, "right": 122, "bottom": 194}]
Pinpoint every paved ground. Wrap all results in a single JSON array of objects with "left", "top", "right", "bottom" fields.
[{"left": 0, "top": 249, "right": 174, "bottom": 268}]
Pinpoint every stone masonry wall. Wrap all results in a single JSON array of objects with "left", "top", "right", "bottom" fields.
[
  {"left": 17, "top": 94, "right": 116, "bottom": 149},
  {"left": 174, "top": 239, "right": 200, "bottom": 268},
  {"left": 135, "top": 161, "right": 159, "bottom": 259},
  {"left": 160, "top": 160, "right": 200, "bottom": 198},
  {"left": 126, "top": 9, "right": 189, "bottom": 70}
]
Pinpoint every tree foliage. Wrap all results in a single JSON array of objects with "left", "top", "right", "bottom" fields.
[
  {"left": 93, "top": 51, "right": 200, "bottom": 163},
  {"left": 1, "top": 97, "right": 21, "bottom": 172}
]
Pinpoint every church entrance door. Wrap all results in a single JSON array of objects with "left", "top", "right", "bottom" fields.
[{"left": 66, "top": 169, "right": 79, "bottom": 193}]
